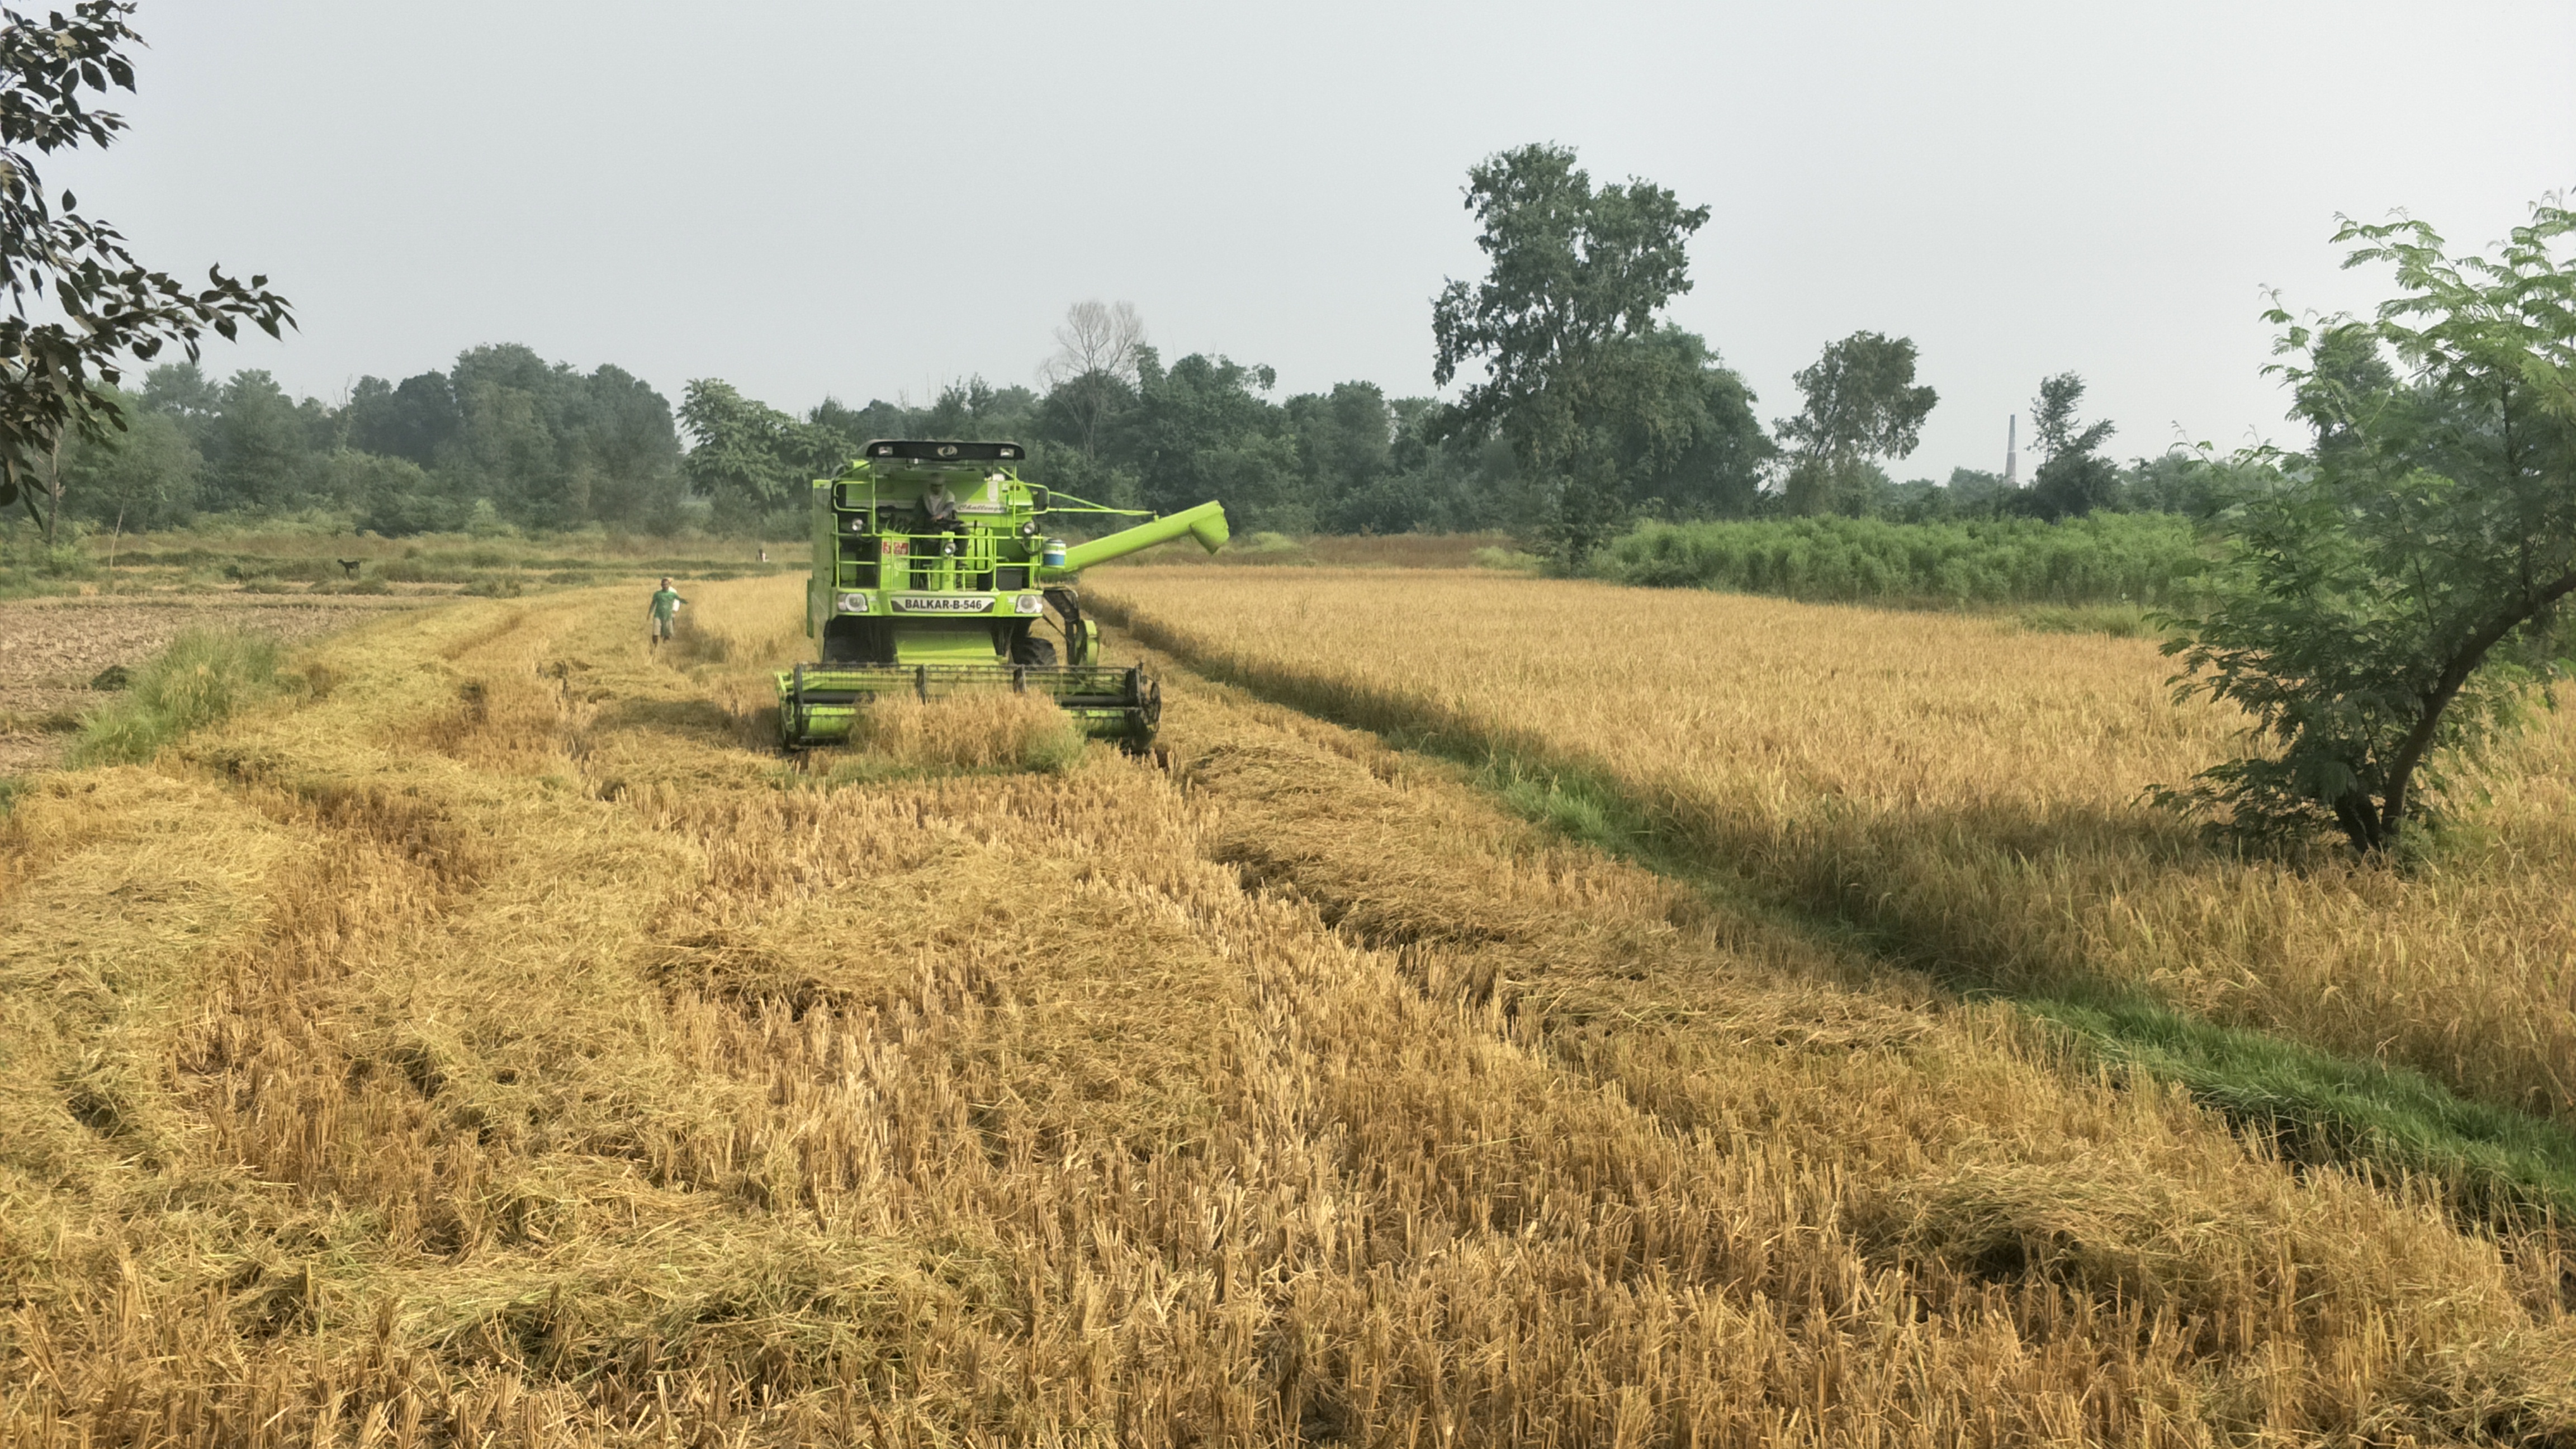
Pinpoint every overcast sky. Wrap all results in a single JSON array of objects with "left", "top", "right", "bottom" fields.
[{"left": 55, "top": 1, "right": 2576, "bottom": 480}]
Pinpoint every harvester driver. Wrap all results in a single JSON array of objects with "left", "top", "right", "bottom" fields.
[{"left": 913, "top": 477, "right": 964, "bottom": 534}]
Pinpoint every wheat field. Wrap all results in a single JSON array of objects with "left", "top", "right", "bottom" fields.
[
  {"left": 8, "top": 574, "right": 2576, "bottom": 1445},
  {"left": 1088, "top": 567, "right": 2576, "bottom": 1137}
]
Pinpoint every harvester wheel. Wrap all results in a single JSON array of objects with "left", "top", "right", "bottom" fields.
[
  {"left": 1011, "top": 631, "right": 1058, "bottom": 667},
  {"left": 1043, "top": 587, "right": 1091, "bottom": 666}
]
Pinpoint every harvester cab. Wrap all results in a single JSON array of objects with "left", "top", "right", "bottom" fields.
[{"left": 778, "top": 439, "right": 1229, "bottom": 749}]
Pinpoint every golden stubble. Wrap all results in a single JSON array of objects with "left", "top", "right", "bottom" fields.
[{"left": 1, "top": 574, "right": 2574, "bottom": 1445}]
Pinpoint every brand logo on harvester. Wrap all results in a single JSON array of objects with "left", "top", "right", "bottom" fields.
[{"left": 892, "top": 594, "right": 993, "bottom": 614}]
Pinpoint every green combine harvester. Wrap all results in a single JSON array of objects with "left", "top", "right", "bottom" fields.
[{"left": 778, "top": 439, "right": 1228, "bottom": 749}]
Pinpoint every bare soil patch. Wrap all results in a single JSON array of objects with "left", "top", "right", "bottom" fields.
[{"left": 0, "top": 594, "right": 423, "bottom": 773}]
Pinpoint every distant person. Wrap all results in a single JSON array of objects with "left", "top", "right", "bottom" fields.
[
  {"left": 757, "top": 546, "right": 768, "bottom": 564},
  {"left": 646, "top": 577, "right": 686, "bottom": 650}
]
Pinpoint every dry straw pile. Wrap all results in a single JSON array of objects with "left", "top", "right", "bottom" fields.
[
  {"left": 1092, "top": 566, "right": 2576, "bottom": 1132},
  {"left": 4, "top": 572, "right": 2576, "bottom": 1444}
]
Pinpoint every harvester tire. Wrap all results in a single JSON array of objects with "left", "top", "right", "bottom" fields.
[
  {"left": 1011, "top": 632, "right": 1058, "bottom": 667},
  {"left": 1043, "top": 587, "right": 1091, "bottom": 666}
]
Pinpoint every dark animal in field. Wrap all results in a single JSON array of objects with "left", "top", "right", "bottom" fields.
[{"left": 338, "top": 559, "right": 362, "bottom": 577}]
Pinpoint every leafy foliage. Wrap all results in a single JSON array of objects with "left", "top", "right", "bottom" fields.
[
  {"left": 1775, "top": 332, "right": 1938, "bottom": 516},
  {"left": 2158, "top": 201, "right": 2576, "bottom": 854},
  {"left": 42, "top": 349, "right": 688, "bottom": 536},
  {"left": 1037, "top": 300, "right": 1145, "bottom": 460},
  {"left": 1432, "top": 143, "right": 1757, "bottom": 558},
  {"left": 678, "top": 379, "right": 804, "bottom": 520},
  {"left": 1119, "top": 350, "right": 1303, "bottom": 526},
  {"left": 56, "top": 390, "right": 192, "bottom": 528},
  {"left": 0, "top": 2, "right": 291, "bottom": 539},
  {"left": 2026, "top": 372, "right": 2120, "bottom": 520}
]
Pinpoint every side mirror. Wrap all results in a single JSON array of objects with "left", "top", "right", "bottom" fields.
[{"left": 1029, "top": 486, "right": 1050, "bottom": 512}]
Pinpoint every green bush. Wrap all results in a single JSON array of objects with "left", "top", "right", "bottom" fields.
[
  {"left": 69, "top": 629, "right": 284, "bottom": 766},
  {"left": 1590, "top": 513, "right": 2211, "bottom": 608}
]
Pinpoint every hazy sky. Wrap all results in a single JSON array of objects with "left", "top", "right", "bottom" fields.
[{"left": 56, "top": 1, "right": 2576, "bottom": 480}]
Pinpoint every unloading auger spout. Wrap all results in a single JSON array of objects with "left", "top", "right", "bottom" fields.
[
  {"left": 1060, "top": 500, "right": 1230, "bottom": 570},
  {"left": 776, "top": 439, "right": 1229, "bottom": 750}
]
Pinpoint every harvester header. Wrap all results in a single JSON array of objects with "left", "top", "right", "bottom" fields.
[{"left": 777, "top": 440, "right": 1228, "bottom": 748}]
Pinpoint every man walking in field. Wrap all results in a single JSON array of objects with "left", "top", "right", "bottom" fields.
[{"left": 647, "top": 577, "right": 686, "bottom": 650}]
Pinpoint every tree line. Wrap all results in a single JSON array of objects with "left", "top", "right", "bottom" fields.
[
  {"left": 34, "top": 323, "right": 2213, "bottom": 546},
  {"left": 46, "top": 346, "right": 687, "bottom": 536},
  {"left": 21, "top": 132, "right": 2208, "bottom": 548},
  {"left": 31, "top": 143, "right": 2198, "bottom": 546}
]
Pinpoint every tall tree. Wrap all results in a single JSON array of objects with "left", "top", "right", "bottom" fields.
[
  {"left": 0, "top": 2, "right": 291, "bottom": 542},
  {"left": 1038, "top": 301, "right": 1147, "bottom": 462},
  {"left": 1041, "top": 300, "right": 1147, "bottom": 385},
  {"left": 678, "top": 379, "right": 805, "bottom": 515},
  {"left": 2286, "top": 320, "right": 2398, "bottom": 466},
  {"left": 1775, "top": 331, "right": 1937, "bottom": 515},
  {"left": 560, "top": 363, "right": 684, "bottom": 526},
  {"left": 2158, "top": 201, "right": 2576, "bottom": 855},
  {"left": 58, "top": 385, "right": 195, "bottom": 529},
  {"left": 347, "top": 371, "right": 461, "bottom": 466},
  {"left": 1115, "top": 349, "right": 1306, "bottom": 529},
  {"left": 1432, "top": 142, "right": 1710, "bottom": 559},
  {"left": 198, "top": 370, "right": 314, "bottom": 513},
  {"left": 1603, "top": 325, "right": 1773, "bottom": 518},
  {"left": 1289, "top": 381, "right": 1395, "bottom": 503},
  {"left": 449, "top": 345, "right": 564, "bottom": 523},
  {"left": 2025, "top": 372, "right": 2119, "bottom": 519},
  {"left": 438, "top": 345, "right": 681, "bottom": 528}
]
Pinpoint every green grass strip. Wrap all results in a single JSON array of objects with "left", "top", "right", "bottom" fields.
[
  {"left": 2021, "top": 992, "right": 2576, "bottom": 1219},
  {"left": 69, "top": 628, "right": 285, "bottom": 768}
]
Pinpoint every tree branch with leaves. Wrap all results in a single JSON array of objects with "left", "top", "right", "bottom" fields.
[
  {"left": 2157, "top": 200, "right": 2576, "bottom": 855},
  {"left": 0, "top": 1, "right": 292, "bottom": 543}
]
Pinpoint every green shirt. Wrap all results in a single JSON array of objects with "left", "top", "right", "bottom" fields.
[{"left": 649, "top": 588, "right": 684, "bottom": 622}]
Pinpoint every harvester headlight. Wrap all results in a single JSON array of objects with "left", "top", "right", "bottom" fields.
[
  {"left": 835, "top": 592, "right": 870, "bottom": 614},
  {"left": 1019, "top": 519, "right": 1038, "bottom": 537},
  {"left": 1014, "top": 594, "right": 1044, "bottom": 614},
  {"left": 941, "top": 538, "right": 958, "bottom": 557}
]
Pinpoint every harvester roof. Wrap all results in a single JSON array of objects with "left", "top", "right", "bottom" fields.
[{"left": 862, "top": 440, "right": 1024, "bottom": 463}]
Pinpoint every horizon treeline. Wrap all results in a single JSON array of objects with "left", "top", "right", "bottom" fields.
[{"left": 35, "top": 327, "right": 2232, "bottom": 541}]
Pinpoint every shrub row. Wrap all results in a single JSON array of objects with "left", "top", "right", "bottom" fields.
[{"left": 1589, "top": 513, "right": 2212, "bottom": 607}]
